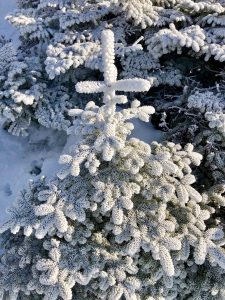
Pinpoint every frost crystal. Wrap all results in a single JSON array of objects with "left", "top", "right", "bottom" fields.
[
  {"left": 75, "top": 30, "right": 151, "bottom": 103},
  {"left": 3, "top": 0, "right": 225, "bottom": 133},
  {"left": 1, "top": 28, "right": 225, "bottom": 300}
]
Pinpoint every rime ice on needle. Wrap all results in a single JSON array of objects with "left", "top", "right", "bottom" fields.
[
  {"left": 59, "top": 29, "right": 155, "bottom": 175},
  {"left": 75, "top": 29, "right": 151, "bottom": 104}
]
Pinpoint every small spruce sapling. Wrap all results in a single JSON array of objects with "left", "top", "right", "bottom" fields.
[{"left": 1, "top": 30, "right": 225, "bottom": 300}]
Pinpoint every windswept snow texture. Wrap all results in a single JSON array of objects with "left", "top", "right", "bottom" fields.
[{"left": 0, "top": 0, "right": 19, "bottom": 45}]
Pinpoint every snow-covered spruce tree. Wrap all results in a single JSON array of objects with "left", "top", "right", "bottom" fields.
[
  {"left": 1, "top": 29, "right": 225, "bottom": 300},
  {"left": 0, "top": 35, "right": 44, "bottom": 136},
  {"left": 2, "top": 0, "right": 225, "bottom": 134},
  {"left": 156, "top": 87, "right": 225, "bottom": 186}
]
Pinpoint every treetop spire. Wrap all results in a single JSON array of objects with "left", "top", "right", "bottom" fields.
[{"left": 75, "top": 29, "right": 151, "bottom": 104}]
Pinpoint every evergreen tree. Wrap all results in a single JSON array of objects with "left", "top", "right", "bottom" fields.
[
  {"left": 1, "top": 29, "right": 225, "bottom": 300},
  {"left": 1, "top": 0, "right": 225, "bottom": 134}
]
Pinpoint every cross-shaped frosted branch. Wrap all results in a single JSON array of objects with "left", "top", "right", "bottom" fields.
[{"left": 75, "top": 29, "right": 151, "bottom": 104}]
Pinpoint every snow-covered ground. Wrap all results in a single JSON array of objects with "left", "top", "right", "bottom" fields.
[
  {"left": 0, "top": 0, "right": 19, "bottom": 45},
  {"left": 0, "top": 122, "right": 66, "bottom": 222}
]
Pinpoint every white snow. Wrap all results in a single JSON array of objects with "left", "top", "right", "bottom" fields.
[
  {"left": 0, "top": 0, "right": 19, "bottom": 45},
  {"left": 0, "top": 121, "right": 66, "bottom": 222},
  {"left": 131, "top": 118, "right": 163, "bottom": 144},
  {"left": 117, "top": 105, "right": 163, "bottom": 143}
]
